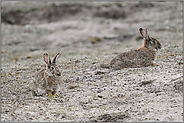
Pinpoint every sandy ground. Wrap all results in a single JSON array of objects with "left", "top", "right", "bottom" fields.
[{"left": 1, "top": 1, "right": 183, "bottom": 122}]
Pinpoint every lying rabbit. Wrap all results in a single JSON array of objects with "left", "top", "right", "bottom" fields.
[{"left": 110, "top": 28, "right": 162, "bottom": 70}]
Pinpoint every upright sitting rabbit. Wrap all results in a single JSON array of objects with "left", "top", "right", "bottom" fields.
[
  {"left": 29, "top": 53, "right": 62, "bottom": 97},
  {"left": 110, "top": 28, "right": 162, "bottom": 70}
]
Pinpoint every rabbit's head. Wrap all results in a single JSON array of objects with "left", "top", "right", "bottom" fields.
[
  {"left": 43, "top": 53, "right": 61, "bottom": 77},
  {"left": 139, "top": 28, "right": 162, "bottom": 51}
]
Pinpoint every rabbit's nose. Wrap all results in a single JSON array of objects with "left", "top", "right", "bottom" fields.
[
  {"left": 57, "top": 72, "right": 61, "bottom": 76},
  {"left": 157, "top": 43, "right": 162, "bottom": 50}
]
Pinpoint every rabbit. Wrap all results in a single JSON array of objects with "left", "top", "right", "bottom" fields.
[
  {"left": 29, "top": 53, "right": 62, "bottom": 97},
  {"left": 109, "top": 28, "right": 162, "bottom": 70}
]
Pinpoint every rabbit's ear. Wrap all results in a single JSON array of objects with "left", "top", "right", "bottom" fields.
[
  {"left": 53, "top": 53, "right": 60, "bottom": 63},
  {"left": 139, "top": 28, "right": 149, "bottom": 40},
  {"left": 43, "top": 53, "right": 51, "bottom": 65}
]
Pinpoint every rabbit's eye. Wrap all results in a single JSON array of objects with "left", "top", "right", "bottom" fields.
[{"left": 51, "top": 67, "right": 54, "bottom": 70}]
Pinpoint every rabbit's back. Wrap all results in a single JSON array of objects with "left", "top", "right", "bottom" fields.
[
  {"left": 110, "top": 49, "right": 138, "bottom": 68},
  {"left": 110, "top": 49, "right": 156, "bottom": 69}
]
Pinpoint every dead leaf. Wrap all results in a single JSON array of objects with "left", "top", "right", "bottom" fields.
[
  {"left": 140, "top": 79, "right": 156, "bottom": 86},
  {"left": 90, "top": 37, "right": 101, "bottom": 44},
  {"left": 157, "top": 56, "right": 164, "bottom": 58},
  {"left": 178, "top": 62, "right": 183, "bottom": 65},
  {"left": 166, "top": 54, "right": 175, "bottom": 57},
  {"left": 11, "top": 57, "right": 19, "bottom": 61},
  {"left": 68, "top": 85, "right": 77, "bottom": 89},
  {"left": 1, "top": 50, "right": 7, "bottom": 53},
  {"left": 27, "top": 56, "right": 31, "bottom": 59}
]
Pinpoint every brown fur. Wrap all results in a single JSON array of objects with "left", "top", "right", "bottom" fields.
[
  {"left": 110, "top": 28, "right": 162, "bottom": 70},
  {"left": 29, "top": 53, "right": 62, "bottom": 97}
]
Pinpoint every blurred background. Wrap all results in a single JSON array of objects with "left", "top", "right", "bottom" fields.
[{"left": 1, "top": 1, "right": 183, "bottom": 63}]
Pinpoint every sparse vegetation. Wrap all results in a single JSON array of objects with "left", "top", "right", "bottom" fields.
[{"left": 1, "top": 1, "right": 183, "bottom": 122}]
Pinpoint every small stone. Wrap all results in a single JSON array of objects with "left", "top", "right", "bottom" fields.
[
  {"left": 76, "top": 76, "right": 80, "bottom": 81},
  {"left": 98, "top": 95, "right": 103, "bottom": 98}
]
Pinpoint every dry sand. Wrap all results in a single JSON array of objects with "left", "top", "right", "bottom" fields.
[{"left": 1, "top": 1, "right": 183, "bottom": 122}]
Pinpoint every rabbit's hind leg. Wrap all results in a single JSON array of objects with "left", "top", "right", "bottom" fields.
[
  {"left": 52, "top": 91, "right": 57, "bottom": 97},
  {"left": 46, "top": 90, "right": 52, "bottom": 96}
]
